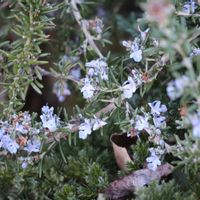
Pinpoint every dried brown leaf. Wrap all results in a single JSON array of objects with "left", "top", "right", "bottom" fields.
[{"left": 111, "top": 133, "right": 137, "bottom": 171}]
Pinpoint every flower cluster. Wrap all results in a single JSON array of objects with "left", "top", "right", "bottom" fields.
[
  {"left": 0, "top": 112, "right": 40, "bottom": 155},
  {"left": 78, "top": 117, "right": 107, "bottom": 139},
  {"left": 133, "top": 101, "right": 167, "bottom": 140},
  {"left": 0, "top": 106, "right": 60, "bottom": 168},
  {"left": 128, "top": 100, "right": 167, "bottom": 171},
  {"left": 80, "top": 58, "right": 108, "bottom": 99}
]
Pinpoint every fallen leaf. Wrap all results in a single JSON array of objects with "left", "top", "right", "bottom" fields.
[{"left": 111, "top": 133, "right": 137, "bottom": 171}]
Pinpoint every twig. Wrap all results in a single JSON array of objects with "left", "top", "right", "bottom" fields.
[
  {"left": 47, "top": 100, "right": 116, "bottom": 143},
  {"left": 35, "top": 66, "right": 80, "bottom": 85},
  {"left": 176, "top": 11, "right": 200, "bottom": 17},
  {"left": 70, "top": 0, "right": 104, "bottom": 58}
]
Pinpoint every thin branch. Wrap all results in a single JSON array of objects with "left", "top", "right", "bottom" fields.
[
  {"left": 70, "top": 0, "right": 104, "bottom": 58},
  {"left": 176, "top": 11, "right": 200, "bottom": 17},
  {"left": 47, "top": 100, "right": 116, "bottom": 143},
  {"left": 35, "top": 66, "right": 80, "bottom": 85}
]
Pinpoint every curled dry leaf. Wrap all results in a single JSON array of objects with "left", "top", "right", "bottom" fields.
[
  {"left": 104, "top": 163, "right": 173, "bottom": 199},
  {"left": 111, "top": 133, "right": 137, "bottom": 171}
]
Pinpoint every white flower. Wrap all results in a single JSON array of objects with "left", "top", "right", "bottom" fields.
[
  {"left": 6, "top": 140, "right": 19, "bottom": 154},
  {"left": 146, "top": 148, "right": 161, "bottom": 171},
  {"left": 79, "top": 119, "right": 92, "bottom": 139},
  {"left": 153, "top": 116, "right": 166, "bottom": 129},
  {"left": 42, "top": 118, "right": 58, "bottom": 132},
  {"left": 148, "top": 100, "right": 167, "bottom": 115},
  {"left": 130, "top": 50, "right": 142, "bottom": 62},
  {"left": 24, "top": 139, "right": 41, "bottom": 153},
  {"left": 1, "top": 135, "right": 19, "bottom": 154},
  {"left": 167, "top": 76, "right": 190, "bottom": 100},
  {"left": 22, "top": 161, "right": 28, "bottom": 169},
  {"left": 122, "top": 40, "right": 132, "bottom": 49},
  {"left": 81, "top": 78, "right": 95, "bottom": 99},
  {"left": 183, "top": 0, "right": 197, "bottom": 14},
  {"left": 122, "top": 76, "right": 137, "bottom": 99},
  {"left": 135, "top": 115, "right": 149, "bottom": 131},
  {"left": 15, "top": 123, "right": 28, "bottom": 134},
  {"left": 70, "top": 67, "right": 81, "bottom": 80},
  {"left": 122, "top": 38, "right": 142, "bottom": 62},
  {"left": 92, "top": 117, "right": 107, "bottom": 131},
  {"left": 100, "top": 67, "right": 108, "bottom": 81},
  {"left": 40, "top": 105, "right": 60, "bottom": 132},
  {"left": 85, "top": 58, "right": 108, "bottom": 81}
]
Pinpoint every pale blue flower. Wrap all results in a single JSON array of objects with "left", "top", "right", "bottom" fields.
[
  {"left": 92, "top": 117, "right": 107, "bottom": 131},
  {"left": 22, "top": 161, "right": 28, "bottom": 169},
  {"left": 148, "top": 100, "right": 167, "bottom": 115},
  {"left": 122, "top": 38, "right": 142, "bottom": 62},
  {"left": 122, "top": 76, "right": 137, "bottom": 99},
  {"left": 15, "top": 123, "right": 28, "bottom": 134},
  {"left": 81, "top": 77, "right": 95, "bottom": 99},
  {"left": 183, "top": 0, "right": 197, "bottom": 14},
  {"left": 1, "top": 135, "right": 19, "bottom": 154},
  {"left": 40, "top": 105, "right": 60, "bottom": 132},
  {"left": 130, "top": 49, "right": 142, "bottom": 62},
  {"left": 79, "top": 119, "right": 92, "bottom": 139},
  {"left": 85, "top": 58, "right": 108, "bottom": 81},
  {"left": 70, "top": 67, "right": 81, "bottom": 80},
  {"left": 146, "top": 148, "right": 161, "bottom": 171},
  {"left": 135, "top": 115, "right": 149, "bottom": 131},
  {"left": 24, "top": 139, "right": 41, "bottom": 153},
  {"left": 6, "top": 140, "right": 19, "bottom": 154},
  {"left": 153, "top": 116, "right": 166, "bottom": 129}
]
